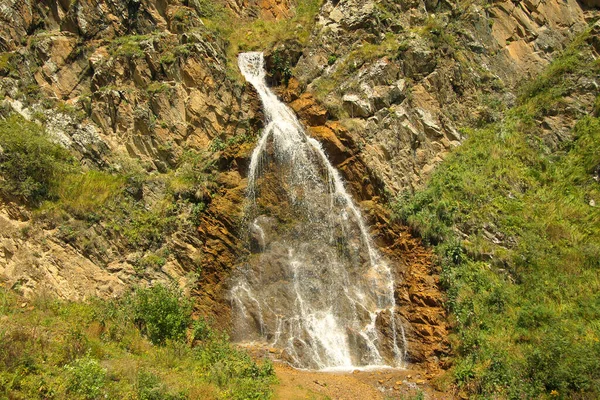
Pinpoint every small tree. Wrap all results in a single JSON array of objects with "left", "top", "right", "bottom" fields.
[
  {"left": 64, "top": 355, "right": 107, "bottom": 400},
  {"left": 130, "top": 284, "right": 192, "bottom": 345}
]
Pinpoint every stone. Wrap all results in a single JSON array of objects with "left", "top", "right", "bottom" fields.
[
  {"left": 307, "top": 125, "right": 348, "bottom": 164},
  {"left": 290, "top": 93, "right": 328, "bottom": 126},
  {"left": 342, "top": 94, "right": 372, "bottom": 118}
]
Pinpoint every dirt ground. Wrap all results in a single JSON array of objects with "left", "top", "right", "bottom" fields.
[{"left": 272, "top": 362, "right": 456, "bottom": 400}]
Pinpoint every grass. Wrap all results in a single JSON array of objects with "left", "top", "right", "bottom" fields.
[
  {"left": 0, "top": 52, "right": 18, "bottom": 77},
  {"left": 0, "top": 115, "right": 210, "bottom": 259},
  {"left": 225, "top": 0, "right": 322, "bottom": 56},
  {"left": 311, "top": 33, "right": 400, "bottom": 104},
  {"left": 109, "top": 34, "right": 154, "bottom": 58},
  {"left": 0, "top": 284, "right": 276, "bottom": 399},
  {"left": 392, "top": 30, "right": 600, "bottom": 398},
  {"left": 0, "top": 113, "right": 216, "bottom": 253},
  {"left": 0, "top": 115, "right": 74, "bottom": 205},
  {"left": 52, "top": 171, "right": 125, "bottom": 218}
]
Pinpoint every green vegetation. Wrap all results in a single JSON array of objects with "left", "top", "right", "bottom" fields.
[
  {"left": 54, "top": 171, "right": 125, "bottom": 218},
  {"left": 0, "top": 113, "right": 213, "bottom": 254},
  {"left": 168, "top": 149, "right": 216, "bottom": 206},
  {"left": 0, "top": 52, "right": 18, "bottom": 77},
  {"left": 0, "top": 115, "right": 73, "bottom": 204},
  {"left": 110, "top": 35, "right": 153, "bottom": 58},
  {"left": 160, "top": 51, "right": 177, "bottom": 65},
  {"left": 131, "top": 285, "right": 192, "bottom": 345},
  {"left": 64, "top": 355, "right": 107, "bottom": 400},
  {"left": 0, "top": 284, "right": 276, "bottom": 399},
  {"left": 226, "top": 0, "right": 322, "bottom": 56},
  {"left": 146, "top": 82, "right": 173, "bottom": 95},
  {"left": 393, "top": 32, "right": 600, "bottom": 398}
]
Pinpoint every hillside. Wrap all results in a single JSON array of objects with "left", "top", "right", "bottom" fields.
[{"left": 0, "top": 0, "right": 599, "bottom": 398}]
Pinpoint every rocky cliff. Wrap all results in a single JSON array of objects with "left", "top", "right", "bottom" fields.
[{"left": 0, "top": 0, "right": 596, "bottom": 385}]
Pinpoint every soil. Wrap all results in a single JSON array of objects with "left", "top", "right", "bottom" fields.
[{"left": 272, "top": 362, "right": 456, "bottom": 400}]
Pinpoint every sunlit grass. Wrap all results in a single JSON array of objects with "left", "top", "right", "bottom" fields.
[{"left": 0, "top": 286, "right": 276, "bottom": 399}]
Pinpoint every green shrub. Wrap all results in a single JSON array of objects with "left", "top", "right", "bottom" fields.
[
  {"left": 0, "top": 52, "right": 17, "bottom": 77},
  {"left": 64, "top": 355, "right": 106, "bottom": 399},
  {"left": 137, "top": 253, "right": 167, "bottom": 273},
  {"left": 168, "top": 149, "right": 216, "bottom": 203},
  {"left": 0, "top": 287, "right": 276, "bottom": 399},
  {"left": 137, "top": 370, "right": 186, "bottom": 400},
  {"left": 190, "top": 0, "right": 221, "bottom": 18},
  {"left": 195, "top": 333, "right": 276, "bottom": 400},
  {"left": 122, "top": 205, "right": 177, "bottom": 249},
  {"left": 192, "top": 318, "right": 214, "bottom": 342},
  {"left": 110, "top": 35, "right": 151, "bottom": 58},
  {"left": 0, "top": 115, "right": 72, "bottom": 204},
  {"left": 129, "top": 284, "right": 192, "bottom": 345}
]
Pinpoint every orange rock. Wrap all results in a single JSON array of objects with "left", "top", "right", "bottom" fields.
[{"left": 289, "top": 93, "right": 328, "bottom": 126}]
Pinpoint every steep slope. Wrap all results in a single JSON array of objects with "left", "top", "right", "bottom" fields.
[
  {"left": 0, "top": 0, "right": 265, "bottom": 308},
  {"left": 394, "top": 25, "right": 600, "bottom": 398},
  {"left": 0, "top": 0, "right": 598, "bottom": 398}
]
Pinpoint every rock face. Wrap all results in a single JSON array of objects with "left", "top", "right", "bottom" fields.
[
  {"left": 0, "top": 0, "right": 266, "bottom": 310},
  {"left": 294, "top": 0, "right": 588, "bottom": 193},
  {"left": 0, "top": 0, "right": 594, "bottom": 376}
]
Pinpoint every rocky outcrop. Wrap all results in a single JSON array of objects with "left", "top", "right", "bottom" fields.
[
  {"left": 0, "top": 0, "right": 594, "bottom": 378},
  {"left": 227, "top": 0, "right": 292, "bottom": 20},
  {"left": 293, "top": 0, "right": 589, "bottom": 193},
  {"left": 0, "top": 200, "right": 203, "bottom": 300},
  {"left": 0, "top": 0, "right": 264, "bottom": 305}
]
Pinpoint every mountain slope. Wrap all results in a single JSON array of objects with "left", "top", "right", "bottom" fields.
[{"left": 394, "top": 27, "right": 600, "bottom": 398}]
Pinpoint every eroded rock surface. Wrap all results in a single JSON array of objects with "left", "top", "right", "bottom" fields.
[
  {"left": 0, "top": 0, "right": 595, "bottom": 378},
  {"left": 293, "top": 0, "right": 588, "bottom": 192}
]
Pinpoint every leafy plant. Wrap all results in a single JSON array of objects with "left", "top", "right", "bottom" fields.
[
  {"left": 0, "top": 114, "right": 73, "bottom": 204},
  {"left": 137, "top": 370, "right": 186, "bottom": 400},
  {"left": 64, "top": 355, "right": 107, "bottom": 400},
  {"left": 392, "top": 30, "right": 600, "bottom": 398},
  {"left": 0, "top": 284, "right": 276, "bottom": 399},
  {"left": 129, "top": 284, "right": 193, "bottom": 345}
]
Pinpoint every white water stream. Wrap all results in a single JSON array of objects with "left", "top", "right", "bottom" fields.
[{"left": 231, "top": 52, "right": 406, "bottom": 370}]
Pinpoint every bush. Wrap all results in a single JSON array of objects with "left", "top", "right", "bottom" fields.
[
  {"left": 122, "top": 205, "right": 177, "bottom": 250},
  {"left": 0, "top": 114, "right": 72, "bottom": 204},
  {"left": 0, "top": 287, "right": 276, "bottom": 399},
  {"left": 137, "top": 371, "right": 186, "bottom": 400},
  {"left": 129, "top": 284, "right": 193, "bottom": 345},
  {"left": 195, "top": 333, "right": 276, "bottom": 400},
  {"left": 64, "top": 355, "right": 106, "bottom": 400},
  {"left": 192, "top": 318, "right": 214, "bottom": 342}
]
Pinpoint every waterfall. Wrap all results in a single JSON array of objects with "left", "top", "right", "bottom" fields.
[{"left": 231, "top": 52, "right": 406, "bottom": 370}]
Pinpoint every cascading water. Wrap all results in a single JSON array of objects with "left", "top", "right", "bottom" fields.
[{"left": 231, "top": 52, "right": 406, "bottom": 370}]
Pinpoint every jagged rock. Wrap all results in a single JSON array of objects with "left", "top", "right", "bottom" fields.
[
  {"left": 400, "top": 41, "right": 436, "bottom": 79},
  {"left": 343, "top": 94, "right": 372, "bottom": 118},
  {"left": 327, "top": 0, "right": 378, "bottom": 32},
  {"left": 290, "top": 93, "right": 328, "bottom": 126},
  {"left": 368, "top": 82, "right": 405, "bottom": 110}
]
